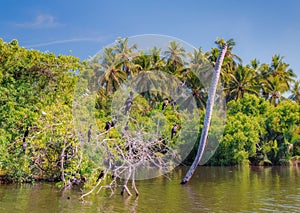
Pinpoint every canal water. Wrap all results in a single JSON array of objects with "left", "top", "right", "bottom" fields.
[{"left": 0, "top": 166, "right": 299, "bottom": 212}]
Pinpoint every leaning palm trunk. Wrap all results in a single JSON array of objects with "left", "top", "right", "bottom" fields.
[{"left": 181, "top": 43, "right": 227, "bottom": 184}]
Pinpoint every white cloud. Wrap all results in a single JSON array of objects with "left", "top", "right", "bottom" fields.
[
  {"left": 15, "top": 15, "right": 61, "bottom": 29},
  {"left": 26, "top": 37, "right": 108, "bottom": 48}
]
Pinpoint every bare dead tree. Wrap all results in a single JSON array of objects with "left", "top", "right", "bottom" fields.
[{"left": 80, "top": 120, "right": 178, "bottom": 199}]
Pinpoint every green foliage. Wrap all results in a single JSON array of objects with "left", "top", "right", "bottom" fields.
[
  {"left": 227, "top": 94, "right": 270, "bottom": 117},
  {"left": 209, "top": 94, "right": 300, "bottom": 166},
  {"left": 263, "top": 100, "right": 300, "bottom": 164},
  {"left": 209, "top": 111, "right": 263, "bottom": 165},
  {"left": 0, "top": 39, "right": 88, "bottom": 184},
  {"left": 1, "top": 37, "right": 299, "bottom": 186}
]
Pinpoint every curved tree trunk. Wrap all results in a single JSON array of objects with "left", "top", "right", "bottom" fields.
[{"left": 181, "top": 43, "right": 227, "bottom": 184}]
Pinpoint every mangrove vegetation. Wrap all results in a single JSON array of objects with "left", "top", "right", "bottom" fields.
[{"left": 0, "top": 37, "right": 299, "bottom": 194}]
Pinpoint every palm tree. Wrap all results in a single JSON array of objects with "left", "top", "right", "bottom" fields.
[
  {"left": 213, "top": 38, "right": 242, "bottom": 76},
  {"left": 113, "top": 37, "right": 139, "bottom": 78},
  {"left": 261, "top": 76, "right": 288, "bottom": 106},
  {"left": 289, "top": 81, "right": 300, "bottom": 103},
  {"left": 187, "top": 47, "right": 211, "bottom": 77},
  {"left": 207, "top": 38, "right": 241, "bottom": 99},
  {"left": 113, "top": 37, "right": 137, "bottom": 60},
  {"left": 129, "top": 47, "right": 166, "bottom": 104},
  {"left": 150, "top": 47, "right": 165, "bottom": 71},
  {"left": 164, "top": 41, "right": 186, "bottom": 73},
  {"left": 181, "top": 43, "right": 227, "bottom": 184},
  {"left": 250, "top": 58, "right": 260, "bottom": 71},
  {"left": 184, "top": 48, "right": 212, "bottom": 109},
  {"left": 173, "top": 48, "right": 208, "bottom": 88},
  {"left": 189, "top": 76, "right": 208, "bottom": 109},
  {"left": 132, "top": 51, "right": 152, "bottom": 71},
  {"left": 131, "top": 47, "right": 165, "bottom": 72},
  {"left": 100, "top": 48, "right": 127, "bottom": 96},
  {"left": 268, "top": 55, "right": 296, "bottom": 90},
  {"left": 257, "top": 55, "right": 296, "bottom": 105},
  {"left": 215, "top": 38, "right": 242, "bottom": 66},
  {"left": 225, "top": 64, "right": 259, "bottom": 101},
  {"left": 86, "top": 54, "right": 103, "bottom": 92}
]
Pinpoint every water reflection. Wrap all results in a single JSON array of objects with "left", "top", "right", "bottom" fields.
[{"left": 0, "top": 166, "right": 299, "bottom": 212}]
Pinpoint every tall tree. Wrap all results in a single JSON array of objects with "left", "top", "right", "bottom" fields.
[
  {"left": 132, "top": 51, "right": 152, "bottom": 71},
  {"left": 215, "top": 38, "right": 242, "bottom": 66},
  {"left": 150, "top": 47, "right": 165, "bottom": 71},
  {"left": 181, "top": 43, "right": 227, "bottom": 184},
  {"left": 269, "top": 55, "right": 296, "bottom": 89},
  {"left": 289, "top": 81, "right": 300, "bottom": 103},
  {"left": 258, "top": 55, "right": 296, "bottom": 102},
  {"left": 225, "top": 64, "right": 259, "bottom": 101},
  {"left": 100, "top": 48, "right": 127, "bottom": 96},
  {"left": 113, "top": 37, "right": 139, "bottom": 77},
  {"left": 185, "top": 48, "right": 211, "bottom": 109},
  {"left": 261, "top": 76, "right": 288, "bottom": 106},
  {"left": 164, "top": 41, "right": 186, "bottom": 72},
  {"left": 207, "top": 38, "right": 241, "bottom": 100}
]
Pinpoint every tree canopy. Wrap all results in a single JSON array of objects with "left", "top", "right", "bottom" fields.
[{"left": 0, "top": 37, "right": 299, "bottom": 190}]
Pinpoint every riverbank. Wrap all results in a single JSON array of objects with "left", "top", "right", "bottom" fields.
[{"left": 1, "top": 162, "right": 300, "bottom": 185}]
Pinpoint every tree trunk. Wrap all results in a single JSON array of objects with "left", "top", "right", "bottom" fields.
[
  {"left": 60, "top": 141, "right": 66, "bottom": 182},
  {"left": 181, "top": 43, "right": 227, "bottom": 184},
  {"left": 131, "top": 168, "right": 139, "bottom": 196},
  {"left": 121, "top": 168, "right": 132, "bottom": 196}
]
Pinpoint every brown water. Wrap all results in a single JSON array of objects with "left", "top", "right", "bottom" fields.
[{"left": 0, "top": 166, "right": 299, "bottom": 213}]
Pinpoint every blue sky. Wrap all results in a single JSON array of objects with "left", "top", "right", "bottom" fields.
[{"left": 1, "top": 0, "right": 300, "bottom": 78}]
